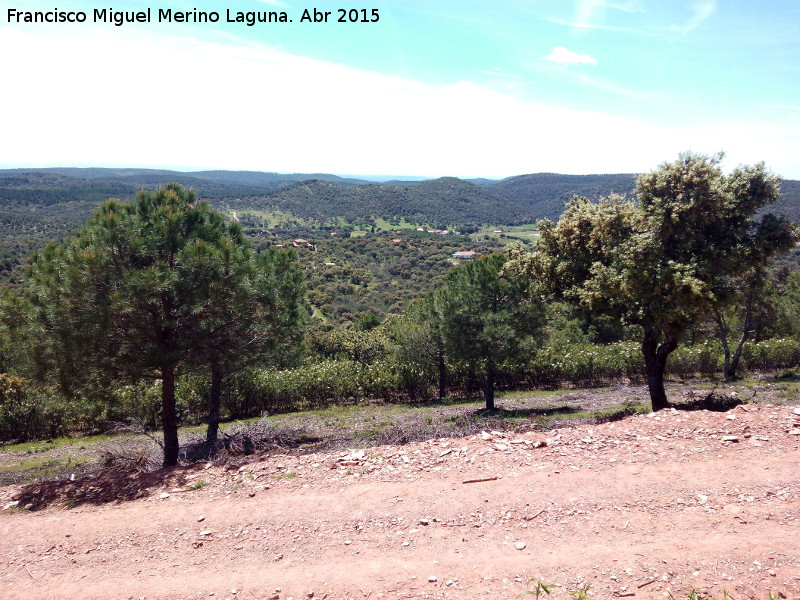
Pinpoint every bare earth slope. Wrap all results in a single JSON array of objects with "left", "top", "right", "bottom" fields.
[{"left": 2, "top": 403, "right": 799, "bottom": 600}]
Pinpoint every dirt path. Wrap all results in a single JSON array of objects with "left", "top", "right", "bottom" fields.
[{"left": 2, "top": 403, "right": 800, "bottom": 600}]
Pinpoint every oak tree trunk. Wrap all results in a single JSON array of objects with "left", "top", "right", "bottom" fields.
[
  {"left": 641, "top": 328, "right": 677, "bottom": 412},
  {"left": 714, "top": 310, "right": 733, "bottom": 380},
  {"left": 729, "top": 286, "right": 758, "bottom": 380},
  {"left": 729, "top": 331, "right": 749, "bottom": 381}
]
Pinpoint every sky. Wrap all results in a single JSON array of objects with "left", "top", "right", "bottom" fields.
[{"left": 1, "top": 0, "right": 799, "bottom": 179}]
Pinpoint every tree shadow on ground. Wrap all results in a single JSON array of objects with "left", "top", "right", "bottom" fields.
[
  {"left": 8, "top": 464, "right": 200, "bottom": 512},
  {"left": 671, "top": 389, "right": 749, "bottom": 412},
  {"left": 179, "top": 429, "right": 321, "bottom": 462},
  {"left": 472, "top": 401, "right": 645, "bottom": 426},
  {"left": 470, "top": 404, "right": 581, "bottom": 420},
  {"left": 8, "top": 427, "right": 324, "bottom": 512}
]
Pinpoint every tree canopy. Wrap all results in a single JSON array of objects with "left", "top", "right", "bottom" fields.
[
  {"left": 437, "top": 253, "right": 545, "bottom": 409},
  {"left": 392, "top": 292, "right": 449, "bottom": 401}
]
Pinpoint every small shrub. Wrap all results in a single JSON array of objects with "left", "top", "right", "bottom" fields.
[
  {"left": 0, "top": 374, "right": 68, "bottom": 442},
  {"left": 519, "top": 578, "right": 553, "bottom": 599},
  {"left": 668, "top": 340, "right": 723, "bottom": 377},
  {"left": 741, "top": 337, "right": 800, "bottom": 372},
  {"left": 569, "top": 584, "right": 591, "bottom": 600}
]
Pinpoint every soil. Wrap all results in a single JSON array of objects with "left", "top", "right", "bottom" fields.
[{"left": 1, "top": 397, "right": 799, "bottom": 600}]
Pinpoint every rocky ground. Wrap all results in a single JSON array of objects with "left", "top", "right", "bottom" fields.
[{"left": 1, "top": 399, "right": 799, "bottom": 600}]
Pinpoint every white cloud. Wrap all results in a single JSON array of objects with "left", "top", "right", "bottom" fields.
[
  {"left": 545, "top": 46, "right": 598, "bottom": 66},
  {"left": 545, "top": 17, "right": 630, "bottom": 31},
  {"left": 548, "top": 0, "right": 638, "bottom": 30},
  {"left": 574, "top": 73, "right": 659, "bottom": 100},
  {"left": 0, "top": 25, "right": 798, "bottom": 179},
  {"left": 478, "top": 68, "right": 521, "bottom": 79},
  {"left": 576, "top": 0, "right": 603, "bottom": 28},
  {"left": 602, "top": 1, "right": 642, "bottom": 12},
  {"left": 763, "top": 104, "right": 800, "bottom": 111},
  {"left": 669, "top": 0, "right": 717, "bottom": 34}
]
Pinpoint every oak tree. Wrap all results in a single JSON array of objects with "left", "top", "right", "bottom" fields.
[{"left": 508, "top": 153, "right": 796, "bottom": 410}]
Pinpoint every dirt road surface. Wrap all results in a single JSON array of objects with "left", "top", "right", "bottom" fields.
[{"left": 2, "top": 403, "right": 799, "bottom": 600}]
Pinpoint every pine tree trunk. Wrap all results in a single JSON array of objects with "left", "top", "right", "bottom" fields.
[
  {"left": 161, "top": 365, "right": 179, "bottom": 467},
  {"left": 484, "top": 356, "right": 495, "bottom": 411},
  {"left": 641, "top": 328, "right": 676, "bottom": 412},
  {"left": 206, "top": 360, "right": 222, "bottom": 446},
  {"left": 437, "top": 351, "right": 447, "bottom": 401}
]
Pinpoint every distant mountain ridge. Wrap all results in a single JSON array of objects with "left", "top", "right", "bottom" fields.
[
  {"left": 489, "top": 173, "right": 638, "bottom": 221},
  {"left": 29, "top": 167, "right": 372, "bottom": 190},
  {"left": 1, "top": 167, "right": 799, "bottom": 227}
]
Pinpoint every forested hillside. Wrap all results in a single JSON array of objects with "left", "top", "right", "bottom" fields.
[
  {"left": 3, "top": 166, "right": 799, "bottom": 288},
  {"left": 4, "top": 167, "right": 799, "bottom": 229},
  {"left": 227, "top": 177, "right": 527, "bottom": 228},
  {"left": 40, "top": 167, "right": 370, "bottom": 189},
  {"left": 488, "top": 173, "right": 637, "bottom": 221},
  {"left": 0, "top": 171, "right": 137, "bottom": 206},
  {"left": 290, "top": 232, "right": 505, "bottom": 323},
  {"left": 488, "top": 172, "right": 800, "bottom": 222},
  {"left": 781, "top": 179, "right": 800, "bottom": 219},
  {"left": 0, "top": 173, "right": 138, "bottom": 281}
]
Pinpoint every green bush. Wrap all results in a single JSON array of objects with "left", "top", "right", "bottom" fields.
[
  {"left": 741, "top": 337, "right": 800, "bottom": 372},
  {"left": 667, "top": 340, "right": 723, "bottom": 377},
  {"left": 0, "top": 374, "right": 67, "bottom": 442},
  {"left": 528, "top": 342, "right": 642, "bottom": 387},
  {"left": 114, "top": 376, "right": 208, "bottom": 430},
  {"left": 4, "top": 335, "right": 800, "bottom": 444},
  {"left": 226, "top": 359, "right": 404, "bottom": 416},
  {"left": 227, "top": 336, "right": 800, "bottom": 413}
]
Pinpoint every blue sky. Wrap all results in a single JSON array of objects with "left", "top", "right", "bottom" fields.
[{"left": 1, "top": 0, "right": 799, "bottom": 178}]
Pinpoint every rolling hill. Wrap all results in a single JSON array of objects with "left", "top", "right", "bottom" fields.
[
  {"left": 35, "top": 167, "right": 371, "bottom": 190},
  {"left": 488, "top": 173, "right": 637, "bottom": 221},
  {"left": 487, "top": 172, "right": 800, "bottom": 222},
  {"left": 2, "top": 167, "right": 799, "bottom": 235},
  {"left": 2, "top": 166, "right": 799, "bottom": 313},
  {"left": 227, "top": 176, "right": 527, "bottom": 228}
]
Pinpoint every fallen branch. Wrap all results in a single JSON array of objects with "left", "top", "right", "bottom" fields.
[{"left": 462, "top": 476, "right": 499, "bottom": 484}]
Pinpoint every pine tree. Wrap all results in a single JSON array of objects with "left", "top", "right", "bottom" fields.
[{"left": 4, "top": 184, "right": 304, "bottom": 466}]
